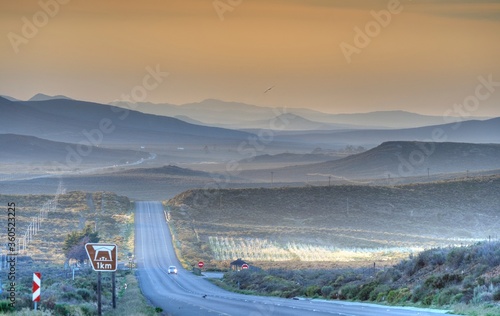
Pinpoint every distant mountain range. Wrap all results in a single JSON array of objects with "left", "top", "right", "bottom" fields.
[
  {"left": 1, "top": 94, "right": 499, "bottom": 155},
  {"left": 111, "top": 98, "right": 489, "bottom": 129},
  {"left": 275, "top": 117, "right": 500, "bottom": 147},
  {"left": 0, "top": 95, "right": 20, "bottom": 102},
  {"left": 0, "top": 96, "right": 252, "bottom": 146},
  {"left": 1, "top": 94, "right": 491, "bottom": 130},
  {"left": 240, "top": 141, "right": 500, "bottom": 181},
  {"left": 29, "top": 93, "right": 74, "bottom": 101}
]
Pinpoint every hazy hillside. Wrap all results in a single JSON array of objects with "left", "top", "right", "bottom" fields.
[
  {"left": 276, "top": 118, "right": 500, "bottom": 147},
  {"left": 174, "top": 115, "right": 208, "bottom": 126},
  {"left": 240, "top": 141, "right": 500, "bottom": 181},
  {"left": 223, "top": 113, "right": 358, "bottom": 131},
  {"left": 119, "top": 165, "right": 213, "bottom": 177},
  {"left": 0, "top": 95, "right": 20, "bottom": 101},
  {"left": 112, "top": 98, "right": 483, "bottom": 129},
  {"left": 169, "top": 175, "right": 500, "bottom": 243},
  {"left": 0, "top": 165, "right": 226, "bottom": 200},
  {"left": 112, "top": 98, "right": 276, "bottom": 125},
  {"left": 29, "top": 93, "right": 73, "bottom": 101},
  {"left": 0, "top": 133, "right": 149, "bottom": 165},
  {"left": 314, "top": 110, "right": 468, "bottom": 129},
  {"left": 0, "top": 97, "right": 253, "bottom": 145},
  {"left": 240, "top": 152, "right": 341, "bottom": 164},
  {"left": 166, "top": 175, "right": 500, "bottom": 269}
]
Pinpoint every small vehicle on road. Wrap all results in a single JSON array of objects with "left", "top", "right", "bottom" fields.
[{"left": 168, "top": 266, "right": 178, "bottom": 274}]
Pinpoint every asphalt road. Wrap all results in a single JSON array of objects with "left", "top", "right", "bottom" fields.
[{"left": 135, "top": 201, "right": 450, "bottom": 316}]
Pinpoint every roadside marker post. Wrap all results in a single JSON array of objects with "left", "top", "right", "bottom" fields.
[{"left": 33, "top": 272, "right": 41, "bottom": 310}]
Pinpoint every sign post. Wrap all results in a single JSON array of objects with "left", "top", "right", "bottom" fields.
[
  {"left": 97, "top": 271, "right": 101, "bottom": 316},
  {"left": 241, "top": 263, "right": 249, "bottom": 270},
  {"left": 85, "top": 243, "right": 118, "bottom": 272},
  {"left": 85, "top": 243, "right": 117, "bottom": 316},
  {"left": 33, "top": 272, "right": 41, "bottom": 310},
  {"left": 198, "top": 261, "right": 204, "bottom": 269}
]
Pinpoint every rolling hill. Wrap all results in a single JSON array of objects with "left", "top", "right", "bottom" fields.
[
  {"left": 239, "top": 141, "right": 500, "bottom": 181},
  {"left": 0, "top": 165, "right": 227, "bottom": 200},
  {"left": 225, "top": 113, "right": 358, "bottom": 131},
  {"left": 275, "top": 117, "right": 500, "bottom": 147},
  {"left": 0, "top": 97, "right": 253, "bottom": 146},
  {"left": 112, "top": 99, "right": 483, "bottom": 129},
  {"left": 28, "top": 93, "right": 74, "bottom": 101},
  {"left": 0, "top": 133, "right": 150, "bottom": 168},
  {"left": 166, "top": 175, "right": 500, "bottom": 267}
]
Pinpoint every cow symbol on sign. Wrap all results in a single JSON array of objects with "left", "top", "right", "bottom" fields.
[
  {"left": 92, "top": 245, "right": 114, "bottom": 262},
  {"left": 85, "top": 243, "right": 117, "bottom": 271}
]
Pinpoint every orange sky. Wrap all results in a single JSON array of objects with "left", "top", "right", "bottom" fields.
[{"left": 1, "top": 0, "right": 500, "bottom": 116}]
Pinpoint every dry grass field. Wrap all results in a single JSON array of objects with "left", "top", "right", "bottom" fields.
[
  {"left": 0, "top": 191, "right": 133, "bottom": 263},
  {"left": 167, "top": 174, "right": 500, "bottom": 270}
]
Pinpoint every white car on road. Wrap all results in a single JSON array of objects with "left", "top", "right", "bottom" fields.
[{"left": 168, "top": 266, "right": 178, "bottom": 274}]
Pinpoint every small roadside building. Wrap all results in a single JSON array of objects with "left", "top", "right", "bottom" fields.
[{"left": 230, "top": 258, "right": 249, "bottom": 271}]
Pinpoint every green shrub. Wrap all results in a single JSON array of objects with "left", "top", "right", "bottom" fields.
[
  {"left": 490, "top": 276, "right": 500, "bottom": 285},
  {"left": 386, "top": 288, "right": 411, "bottom": 305},
  {"left": 77, "top": 288, "right": 94, "bottom": 301},
  {"left": 369, "top": 284, "right": 391, "bottom": 301},
  {"left": 54, "top": 304, "right": 72, "bottom": 316},
  {"left": 334, "top": 275, "right": 345, "bottom": 286},
  {"left": 80, "top": 303, "right": 97, "bottom": 316},
  {"left": 339, "top": 284, "right": 359, "bottom": 300},
  {"left": 424, "top": 274, "right": 462, "bottom": 290},
  {"left": 356, "top": 282, "right": 378, "bottom": 301},
  {"left": 376, "top": 292, "right": 387, "bottom": 302},
  {"left": 435, "top": 288, "right": 460, "bottom": 306},
  {"left": 492, "top": 289, "right": 500, "bottom": 301},
  {"left": 472, "top": 285, "right": 493, "bottom": 304},
  {"left": 61, "top": 291, "right": 82, "bottom": 301},
  {"left": 305, "top": 285, "right": 321, "bottom": 297},
  {"left": 422, "top": 294, "right": 434, "bottom": 306},
  {"left": 446, "top": 247, "right": 467, "bottom": 268},
  {"left": 411, "top": 284, "right": 430, "bottom": 303},
  {"left": 321, "top": 286, "right": 333, "bottom": 298},
  {"left": 0, "top": 301, "right": 14, "bottom": 313}
]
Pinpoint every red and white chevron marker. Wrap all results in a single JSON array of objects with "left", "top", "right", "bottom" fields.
[{"left": 32, "top": 272, "right": 41, "bottom": 302}]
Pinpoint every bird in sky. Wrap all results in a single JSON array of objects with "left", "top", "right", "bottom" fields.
[{"left": 264, "top": 85, "right": 275, "bottom": 94}]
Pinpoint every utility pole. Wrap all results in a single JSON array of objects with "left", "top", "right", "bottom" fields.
[{"left": 427, "top": 167, "right": 430, "bottom": 179}]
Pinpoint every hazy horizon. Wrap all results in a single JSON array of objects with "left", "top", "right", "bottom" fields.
[{"left": 1, "top": 0, "right": 500, "bottom": 117}]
